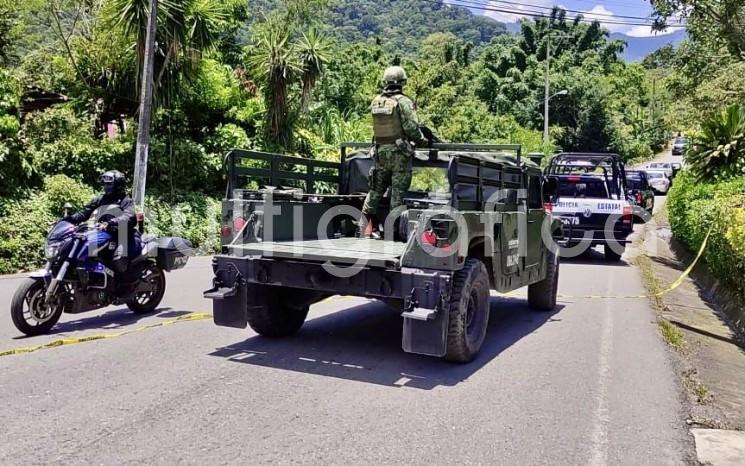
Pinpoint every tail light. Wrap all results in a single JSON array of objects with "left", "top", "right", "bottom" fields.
[
  {"left": 421, "top": 218, "right": 455, "bottom": 249},
  {"left": 622, "top": 206, "right": 633, "bottom": 224},
  {"left": 543, "top": 202, "right": 553, "bottom": 213},
  {"left": 568, "top": 176, "right": 581, "bottom": 182},
  {"left": 635, "top": 192, "right": 642, "bottom": 204},
  {"left": 421, "top": 230, "right": 437, "bottom": 246},
  {"left": 233, "top": 217, "right": 247, "bottom": 231}
]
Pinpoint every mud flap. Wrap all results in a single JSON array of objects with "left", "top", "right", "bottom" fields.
[
  {"left": 401, "top": 308, "right": 449, "bottom": 357},
  {"left": 204, "top": 280, "right": 248, "bottom": 329}
]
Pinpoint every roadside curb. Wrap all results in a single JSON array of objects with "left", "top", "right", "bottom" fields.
[
  {"left": 667, "top": 238, "right": 745, "bottom": 335},
  {"left": 638, "top": 209, "right": 745, "bottom": 464},
  {"left": 691, "top": 429, "right": 745, "bottom": 466}
]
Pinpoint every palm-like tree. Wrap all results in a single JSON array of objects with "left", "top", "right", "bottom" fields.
[
  {"left": 688, "top": 103, "right": 745, "bottom": 181},
  {"left": 297, "top": 28, "right": 331, "bottom": 110},
  {"left": 246, "top": 25, "right": 302, "bottom": 149},
  {"left": 105, "top": 0, "right": 233, "bottom": 101}
]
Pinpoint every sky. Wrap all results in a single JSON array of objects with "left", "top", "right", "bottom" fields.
[{"left": 443, "top": 0, "right": 684, "bottom": 37}]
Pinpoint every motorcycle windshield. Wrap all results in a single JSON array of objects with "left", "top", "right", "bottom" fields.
[{"left": 48, "top": 221, "right": 76, "bottom": 243}]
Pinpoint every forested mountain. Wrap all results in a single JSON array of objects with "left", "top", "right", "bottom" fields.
[
  {"left": 251, "top": 0, "right": 507, "bottom": 54},
  {"left": 610, "top": 30, "right": 686, "bottom": 62}
]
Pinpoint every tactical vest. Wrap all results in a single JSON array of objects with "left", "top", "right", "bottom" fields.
[{"left": 371, "top": 94, "right": 404, "bottom": 144}]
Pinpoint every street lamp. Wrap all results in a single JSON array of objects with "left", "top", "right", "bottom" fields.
[
  {"left": 543, "top": 89, "right": 568, "bottom": 145},
  {"left": 551, "top": 89, "right": 568, "bottom": 99},
  {"left": 543, "top": 31, "right": 571, "bottom": 145}
]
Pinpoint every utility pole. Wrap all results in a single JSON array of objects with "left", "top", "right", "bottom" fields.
[
  {"left": 650, "top": 77, "right": 657, "bottom": 127},
  {"left": 543, "top": 34, "right": 551, "bottom": 146},
  {"left": 132, "top": 0, "right": 158, "bottom": 224}
]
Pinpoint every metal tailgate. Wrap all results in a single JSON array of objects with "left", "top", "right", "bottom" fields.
[{"left": 227, "top": 238, "right": 407, "bottom": 268}]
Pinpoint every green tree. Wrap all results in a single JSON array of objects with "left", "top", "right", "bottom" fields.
[
  {"left": 104, "top": 0, "right": 242, "bottom": 102},
  {"left": 651, "top": 0, "right": 745, "bottom": 59}
]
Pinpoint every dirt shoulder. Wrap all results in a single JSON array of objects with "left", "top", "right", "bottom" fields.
[{"left": 638, "top": 208, "right": 745, "bottom": 430}]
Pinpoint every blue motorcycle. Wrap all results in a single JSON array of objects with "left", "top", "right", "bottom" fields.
[{"left": 11, "top": 220, "right": 192, "bottom": 336}]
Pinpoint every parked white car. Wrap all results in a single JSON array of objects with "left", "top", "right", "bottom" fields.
[{"left": 645, "top": 170, "right": 671, "bottom": 194}]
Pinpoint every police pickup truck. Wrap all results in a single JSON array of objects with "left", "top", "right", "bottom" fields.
[{"left": 545, "top": 153, "right": 633, "bottom": 261}]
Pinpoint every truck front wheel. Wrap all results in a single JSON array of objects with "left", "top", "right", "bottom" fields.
[
  {"left": 445, "top": 258, "right": 490, "bottom": 363},
  {"left": 528, "top": 249, "right": 560, "bottom": 311},
  {"left": 246, "top": 286, "right": 309, "bottom": 337}
]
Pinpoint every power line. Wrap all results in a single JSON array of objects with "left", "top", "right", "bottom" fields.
[
  {"left": 447, "top": 0, "right": 665, "bottom": 25},
  {"left": 433, "top": 0, "right": 687, "bottom": 28},
  {"left": 456, "top": 0, "right": 658, "bottom": 21}
]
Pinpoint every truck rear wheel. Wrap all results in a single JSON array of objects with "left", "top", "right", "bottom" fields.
[
  {"left": 246, "top": 286, "right": 309, "bottom": 337},
  {"left": 528, "top": 249, "right": 560, "bottom": 311},
  {"left": 445, "top": 258, "right": 490, "bottom": 363}
]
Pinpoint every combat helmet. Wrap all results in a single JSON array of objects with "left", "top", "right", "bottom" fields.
[{"left": 382, "top": 66, "right": 408, "bottom": 88}]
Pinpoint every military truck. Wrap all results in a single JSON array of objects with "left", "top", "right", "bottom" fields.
[{"left": 204, "top": 143, "right": 563, "bottom": 362}]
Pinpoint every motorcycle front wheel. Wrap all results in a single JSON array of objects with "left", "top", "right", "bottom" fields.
[
  {"left": 11, "top": 278, "right": 64, "bottom": 336},
  {"left": 126, "top": 262, "right": 166, "bottom": 314}
]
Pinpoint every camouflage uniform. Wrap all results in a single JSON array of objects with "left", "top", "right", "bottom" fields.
[{"left": 362, "top": 92, "right": 423, "bottom": 215}]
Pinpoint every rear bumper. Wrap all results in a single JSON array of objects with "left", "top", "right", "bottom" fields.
[
  {"left": 205, "top": 255, "right": 452, "bottom": 300},
  {"left": 562, "top": 228, "right": 633, "bottom": 247},
  {"left": 204, "top": 255, "right": 454, "bottom": 357}
]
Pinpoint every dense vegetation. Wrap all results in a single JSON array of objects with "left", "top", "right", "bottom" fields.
[
  {"left": 667, "top": 172, "right": 745, "bottom": 299},
  {"left": 649, "top": 0, "right": 745, "bottom": 301},
  {"left": 0, "top": 0, "right": 674, "bottom": 272}
]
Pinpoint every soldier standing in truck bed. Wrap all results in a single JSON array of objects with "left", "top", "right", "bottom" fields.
[{"left": 362, "top": 66, "right": 428, "bottom": 238}]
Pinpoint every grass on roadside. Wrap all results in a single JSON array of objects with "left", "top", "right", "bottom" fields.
[
  {"left": 636, "top": 234, "right": 688, "bottom": 354},
  {"left": 658, "top": 319, "right": 686, "bottom": 352},
  {"left": 682, "top": 369, "right": 713, "bottom": 405}
]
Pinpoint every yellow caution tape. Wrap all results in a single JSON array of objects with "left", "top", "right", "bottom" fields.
[
  {"left": 0, "top": 313, "right": 211, "bottom": 358},
  {"left": 556, "top": 228, "right": 711, "bottom": 300}
]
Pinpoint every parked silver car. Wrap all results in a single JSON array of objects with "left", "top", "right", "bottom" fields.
[
  {"left": 645, "top": 170, "right": 671, "bottom": 194},
  {"left": 672, "top": 137, "right": 688, "bottom": 156}
]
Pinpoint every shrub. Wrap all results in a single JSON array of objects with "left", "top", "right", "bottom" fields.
[
  {"left": 686, "top": 103, "right": 745, "bottom": 181},
  {"left": 148, "top": 136, "right": 224, "bottom": 194},
  {"left": 43, "top": 174, "right": 95, "bottom": 214},
  {"left": 144, "top": 193, "right": 222, "bottom": 255},
  {"left": 667, "top": 170, "right": 745, "bottom": 297},
  {"left": 0, "top": 175, "right": 93, "bottom": 273},
  {"left": 20, "top": 106, "right": 134, "bottom": 186},
  {"left": 623, "top": 139, "right": 654, "bottom": 164}
]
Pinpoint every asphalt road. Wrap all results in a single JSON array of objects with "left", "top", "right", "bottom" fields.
[{"left": 0, "top": 155, "right": 691, "bottom": 464}]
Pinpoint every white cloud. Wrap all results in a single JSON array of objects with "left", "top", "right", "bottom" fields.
[
  {"left": 584, "top": 5, "right": 631, "bottom": 33},
  {"left": 625, "top": 25, "right": 678, "bottom": 37},
  {"left": 444, "top": 0, "right": 681, "bottom": 38}
]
